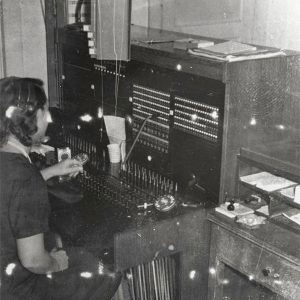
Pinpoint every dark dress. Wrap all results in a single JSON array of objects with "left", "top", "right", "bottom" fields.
[{"left": 0, "top": 152, "right": 121, "bottom": 300}]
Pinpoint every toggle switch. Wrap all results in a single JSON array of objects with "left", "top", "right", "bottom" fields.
[
  {"left": 89, "top": 48, "right": 96, "bottom": 55},
  {"left": 83, "top": 25, "right": 91, "bottom": 32}
]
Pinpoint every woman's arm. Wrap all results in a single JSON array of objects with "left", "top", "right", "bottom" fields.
[
  {"left": 40, "top": 158, "right": 83, "bottom": 181},
  {"left": 17, "top": 233, "right": 68, "bottom": 274}
]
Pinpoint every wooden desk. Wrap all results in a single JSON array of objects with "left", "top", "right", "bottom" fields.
[
  {"left": 207, "top": 212, "right": 300, "bottom": 300},
  {"left": 49, "top": 179, "right": 212, "bottom": 300}
]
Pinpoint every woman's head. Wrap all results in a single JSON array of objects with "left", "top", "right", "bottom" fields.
[{"left": 0, "top": 77, "right": 48, "bottom": 147}]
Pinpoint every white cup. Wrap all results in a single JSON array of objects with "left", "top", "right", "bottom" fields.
[{"left": 107, "top": 143, "right": 121, "bottom": 163}]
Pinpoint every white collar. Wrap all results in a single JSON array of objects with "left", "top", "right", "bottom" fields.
[{"left": 7, "top": 140, "right": 32, "bottom": 164}]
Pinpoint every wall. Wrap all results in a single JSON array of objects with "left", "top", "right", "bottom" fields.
[
  {"left": 132, "top": 0, "right": 300, "bottom": 51},
  {"left": 1, "top": 0, "right": 300, "bottom": 92},
  {"left": 0, "top": 0, "right": 48, "bottom": 93},
  {"left": 131, "top": 0, "right": 149, "bottom": 27},
  {"left": 241, "top": 0, "right": 300, "bottom": 50}
]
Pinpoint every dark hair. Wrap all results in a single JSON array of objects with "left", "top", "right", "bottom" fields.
[{"left": 0, "top": 77, "right": 47, "bottom": 147}]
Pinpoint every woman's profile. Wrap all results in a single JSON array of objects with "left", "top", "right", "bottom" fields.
[{"left": 0, "top": 77, "right": 121, "bottom": 299}]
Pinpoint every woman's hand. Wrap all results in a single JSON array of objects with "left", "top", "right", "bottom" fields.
[
  {"left": 17, "top": 233, "right": 69, "bottom": 274},
  {"left": 54, "top": 158, "right": 84, "bottom": 177},
  {"left": 50, "top": 248, "right": 69, "bottom": 272},
  {"left": 40, "top": 158, "right": 83, "bottom": 181}
]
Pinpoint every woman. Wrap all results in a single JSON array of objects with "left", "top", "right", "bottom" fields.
[{"left": 0, "top": 77, "right": 121, "bottom": 299}]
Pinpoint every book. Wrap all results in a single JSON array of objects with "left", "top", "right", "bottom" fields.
[
  {"left": 215, "top": 202, "right": 254, "bottom": 219},
  {"left": 173, "top": 38, "right": 214, "bottom": 50}
]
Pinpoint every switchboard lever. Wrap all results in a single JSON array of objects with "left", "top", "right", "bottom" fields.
[{"left": 122, "top": 113, "right": 161, "bottom": 166}]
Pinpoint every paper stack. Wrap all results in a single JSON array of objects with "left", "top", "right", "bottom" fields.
[
  {"left": 283, "top": 208, "right": 300, "bottom": 226},
  {"left": 103, "top": 115, "right": 126, "bottom": 163}
]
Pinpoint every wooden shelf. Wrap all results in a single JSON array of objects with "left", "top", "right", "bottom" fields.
[
  {"left": 239, "top": 147, "right": 300, "bottom": 182},
  {"left": 237, "top": 147, "right": 300, "bottom": 231}
]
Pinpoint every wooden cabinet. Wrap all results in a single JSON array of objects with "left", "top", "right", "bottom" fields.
[
  {"left": 208, "top": 212, "right": 300, "bottom": 300},
  {"left": 114, "top": 209, "right": 211, "bottom": 300}
]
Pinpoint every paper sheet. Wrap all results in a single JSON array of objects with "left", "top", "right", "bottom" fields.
[{"left": 104, "top": 115, "right": 126, "bottom": 162}]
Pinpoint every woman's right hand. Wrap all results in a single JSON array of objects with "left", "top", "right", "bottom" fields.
[
  {"left": 50, "top": 248, "right": 69, "bottom": 272},
  {"left": 41, "top": 158, "right": 83, "bottom": 181},
  {"left": 53, "top": 158, "right": 83, "bottom": 177}
]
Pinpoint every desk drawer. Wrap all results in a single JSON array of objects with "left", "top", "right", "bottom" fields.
[{"left": 214, "top": 227, "right": 300, "bottom": 300}]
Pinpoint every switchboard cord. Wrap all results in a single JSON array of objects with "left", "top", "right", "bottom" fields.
[
  {"left": 113, "top": 0, "right": 119, "bottom": 116},
  {"left": 97, "top": 0, "right": 104, "bottom": 115},
  {"left": 74, "top": 0, "right": 84, "bottom": 23},
  {"left": 96, "top": 0, "right": 126, "bottom": 116},
  {"left": 113, "top": 0, "right": 126, "bottom": 116},
  {"left": 39, "top": 0, "right": 45, "bottom": 25}
]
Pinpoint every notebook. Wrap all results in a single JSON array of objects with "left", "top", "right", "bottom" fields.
[
  {"left": 173, "top": 38, "right": 214, "bottom": 50},
  {"left": 215, "top": 203, "right": 254, "bottom": 219}
]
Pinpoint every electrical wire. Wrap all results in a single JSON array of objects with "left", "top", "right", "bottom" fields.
[
  {"left": 39, "top": 0, "right": 45, "bottom": 25},
  {"left": 113, "top": 0, "right": 118, "bottom": 115}
]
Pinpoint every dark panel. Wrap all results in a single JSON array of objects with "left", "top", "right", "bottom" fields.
[
  {"left": 45, "top": 0, "right": 59, "bottom": 106},
  {"left": 62, "top": 63, "right": 96, "bottom": 113},
  {"left": 60, "top": 28, "right": 93, "bottom": 69},
  {"left": 94, "top": 60, "right": 131, "bottom": 117},
  {"left": 170, "top": 74, "right": 225, "bottom": 199}
]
